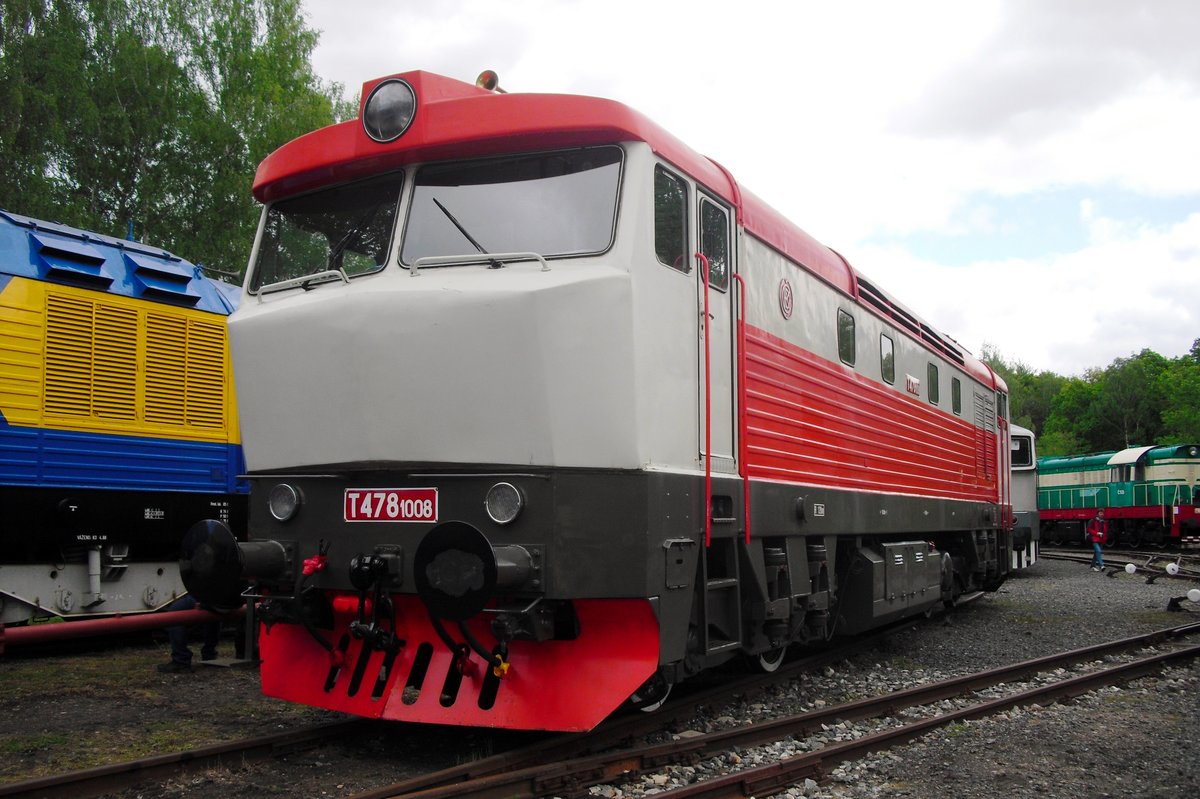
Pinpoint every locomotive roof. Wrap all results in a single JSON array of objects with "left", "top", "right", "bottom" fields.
[
  {"left": 1143, "top": 444, "right": 1200, "bottom": 463},
  {"left": 1039, "top": 443, "right": 1200, "bottom": 472},
  {"left": 0, "top": 210, "right": 240, "bottom": 314},
  {"left": 1037, "top": 451, "right": 1117, "bottom": 472},
  {"left": 253, "top": 70, "right": 1002, "bottom": 391}
]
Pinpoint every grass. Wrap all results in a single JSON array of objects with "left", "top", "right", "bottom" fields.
[{"left": 0, "top": 732, "right": 71, "bottom": 755}]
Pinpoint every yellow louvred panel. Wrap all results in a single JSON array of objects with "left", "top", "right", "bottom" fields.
[
  {"left": 44, "top": 294, "right": 96, "bottom": 417},
  {"left": 37, "top": 284, "right": 232, "bottom": 441},
  {"left": 0, "top": 278, "right": 43, "bottom": 424},
  {"left": 145, "top": 313, "right": 188, "bottom": 426},
  {"left": 146, "top": 313, "right": 227, "bottom": 429},
  {"left": 92, "top": 303, "right": 138, "bottom": 420}
]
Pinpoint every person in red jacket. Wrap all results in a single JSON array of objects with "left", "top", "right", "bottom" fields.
[{"left": 1087, "top": 511, "right": 1107, "bottom": 571}]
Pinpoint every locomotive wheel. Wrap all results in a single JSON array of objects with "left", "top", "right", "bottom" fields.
[
  {"left": 754, "top": 646, "right": 787, "bottom": 673},
  {"left": 628, "top": 673, "right": 672, "bottom": 713},
  {"left": 939, "top": 552, "right": 957, "bottom": 608}
]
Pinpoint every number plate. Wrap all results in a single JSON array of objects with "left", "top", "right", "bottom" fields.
[{"left": 344, "top": 488, "right": 438, "bottom": 522}]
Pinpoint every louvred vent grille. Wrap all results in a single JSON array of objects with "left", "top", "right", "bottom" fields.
[
  {"left": 44, "top": 295, "right": 95, "bottom": 416},
  {"left": 146, "top": 313, "right": 227, "bottom": 429},
  {"left": 44, "top": 292, "right": 228, "bottom": 432}
]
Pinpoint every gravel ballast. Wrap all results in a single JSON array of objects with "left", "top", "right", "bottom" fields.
[{"left": 598, "top": 557, "right": 1200, "bottom": 799}]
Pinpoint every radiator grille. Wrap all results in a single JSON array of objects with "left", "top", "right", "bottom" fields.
[{"left": 43, "top": 291, "right": 229, "bottom": 433}]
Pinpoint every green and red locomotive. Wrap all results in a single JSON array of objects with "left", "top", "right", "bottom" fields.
[{"left": 1039, "top": 444, "right": 1200, "bottom": 547}]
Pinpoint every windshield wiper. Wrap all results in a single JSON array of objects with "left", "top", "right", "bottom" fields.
[
  {"left": 328, "top": 205, "right": 381, "bottom": 267},
  {"left": 432, "top": 198, "right": 504, "bottom": 268}
]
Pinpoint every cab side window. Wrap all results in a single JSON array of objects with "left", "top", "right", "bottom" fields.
[
  {"left": 699, "top": 197, "right": 729, "bottom": 290},
  {"left": 654, "top": 167, "right": 689, "bottom": 272}
]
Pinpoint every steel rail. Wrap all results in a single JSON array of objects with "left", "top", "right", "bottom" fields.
[
  {"left": 366, "top": 622, "right": 1200, "bottom": 799},
  {"left": 1039, "top": 551, "right": 1200, "bottom": 582},
  {"left": 341, "top": 608, "right": 978, "bottom": 799},
  {"left": 651, "top": 640, "right": 1200, "bottom": 799}
]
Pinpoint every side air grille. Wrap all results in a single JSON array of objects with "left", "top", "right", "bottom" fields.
[
  {"left": 43, "top": 292, "right": 228, "bottom": 433},
  {"left": 857, "top": 277, "right": 965, "bottom": 365},
  {"left": 146, "top": 313, "right": 227, "bottom": 429},
  {"left": 44, "top": 294, "right": 96, "bottom": 417}
]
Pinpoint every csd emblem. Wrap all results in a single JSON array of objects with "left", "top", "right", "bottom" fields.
[{"left": 778, "top": 278, "right": 794, "bottom": 320}]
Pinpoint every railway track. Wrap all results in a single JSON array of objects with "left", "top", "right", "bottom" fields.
[
  {"left": 347, "top": 621, "right": 1200, "bottom": 799},
  {"left": 1040, "top": 547, "right": 1200, "bottom": 582}
]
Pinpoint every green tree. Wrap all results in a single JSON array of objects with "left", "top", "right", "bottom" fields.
[
  {"left": 1157, "top": 339, "right": 1200, "bottom": 443},
  {"left": 1093, "top": 349, "right": 1169, "bottom": 449},
  {"left": 0, "top": 0, "right": 95, "bottom": 224},
  {"left": 1040, "top": 376, "right": 1100, "bottom": 456},
  {"left": 981, "top": 343, "right": 1066, "bottom": 436},
  {"left": 0, "top": 0, "right": 344, "bottom": 275}
]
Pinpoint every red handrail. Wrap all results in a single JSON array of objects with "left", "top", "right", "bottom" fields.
[
  {"left": 733, "top": 272, "right": 750, "bottom": 544},
  {"left": 697, "top": 252, "right": 712, "bottom": 547}
]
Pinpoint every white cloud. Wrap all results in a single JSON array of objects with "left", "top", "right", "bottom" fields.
[
  {"left": 298, "top": 0, "right": 1200, "bottom": 373},
  {"left": 852, "top": 211, "right": 1200, "bottom": 376}
]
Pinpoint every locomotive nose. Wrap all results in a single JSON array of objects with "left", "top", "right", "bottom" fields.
[
  {"left": 180, "top": 519, "right": 288, "bottom": 610},
  {"left": 413, "top": 521, "right": 533, "bottom": 620}
]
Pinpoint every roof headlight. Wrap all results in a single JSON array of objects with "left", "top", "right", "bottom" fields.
[
  {"left": 485, "top": 482, "right": 523, "bottom": 525},
  {"left": 363, "top": 79, "right": 416, "bottom": 143},
  {"left": 268, "top": 483, "right": 302, "bottom": 522}
]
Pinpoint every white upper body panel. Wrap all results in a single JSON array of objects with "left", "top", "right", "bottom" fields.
[{"left": 231, "top": 258, "right": 641, "bottom": 471}]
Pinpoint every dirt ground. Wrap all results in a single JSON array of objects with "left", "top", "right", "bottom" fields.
[{"left": 0, "top": 628, "right": 536, "bottom": 796}]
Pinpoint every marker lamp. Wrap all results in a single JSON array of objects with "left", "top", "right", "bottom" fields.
[
  {"left": 363, "top": 79, "right": 416, "bottom": 143},
  {"left": 268, "top": 483, "right": 302, "bottom": 522},
  {"left": 485, "top": 482, "right": 523, "bottom": 525}
]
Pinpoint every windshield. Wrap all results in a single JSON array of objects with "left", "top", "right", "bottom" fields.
[
  {"left": 250, "top": 173, "right": 403, "bottom": 292},
  {"left": 1012, "top": 435, "right": 1034, "bottom": 468},
  {"left": 401, "top": 147, "right": 621, "bottom": 265}
]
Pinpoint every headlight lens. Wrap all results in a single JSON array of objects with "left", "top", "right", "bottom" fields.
[
  {"left": 268, "top": 483, "right": 302, "bottom": 522},
  {"left": 363, "top": 79, "right": 416, "bottom": 142},
  {"left": 485, "top": 482, "right": 523, "bottom": 525}
]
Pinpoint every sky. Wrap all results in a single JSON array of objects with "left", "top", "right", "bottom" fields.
[{"left": 299, "top": 0, "right": 1200, "bottom": 376}]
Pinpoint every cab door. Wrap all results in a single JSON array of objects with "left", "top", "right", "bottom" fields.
[{"left": 697, "top": 195, "right": 736, "bottom": 472}]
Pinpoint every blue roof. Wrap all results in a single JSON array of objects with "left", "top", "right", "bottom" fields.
[{"left": 0, "top": 210, "right": 240, "bottom": 315}]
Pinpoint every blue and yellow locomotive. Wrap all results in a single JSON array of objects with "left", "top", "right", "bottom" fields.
[{"left": 0, "top": 211, "right": 246, "bottom": 625}]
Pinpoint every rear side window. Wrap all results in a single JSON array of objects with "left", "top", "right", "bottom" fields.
[
  {"left": 927, "top": 363, "right": 939, "bottom": 404},
  {"left": 837, "top": 310, "right": 856, "bottom": 366},
  {"left": 880, "top": 334, "right": 895, "bottom": 384}
]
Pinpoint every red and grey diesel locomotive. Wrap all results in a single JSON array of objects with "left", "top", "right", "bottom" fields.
[{"left": 184, "top": 70, "right": 1015, "bottom": 732}]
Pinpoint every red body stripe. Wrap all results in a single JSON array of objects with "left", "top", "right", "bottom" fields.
[{"left": 744, "top": 327, "right": 998, "bottom": 503}]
